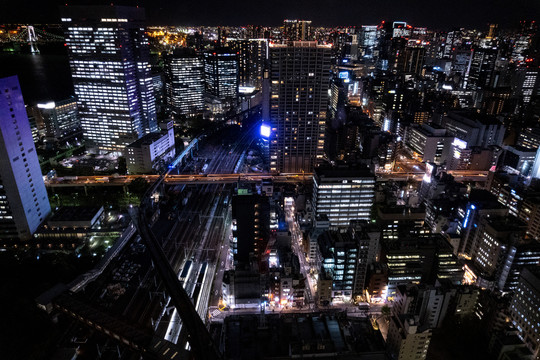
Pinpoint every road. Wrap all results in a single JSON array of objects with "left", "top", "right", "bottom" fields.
[{"left": 284, "top": 199, "right": 316, "bottom": 307}]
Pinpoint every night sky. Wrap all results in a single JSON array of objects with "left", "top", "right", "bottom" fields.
[{"left": 1, "top": 0, "right": 539, "bottom": 29}]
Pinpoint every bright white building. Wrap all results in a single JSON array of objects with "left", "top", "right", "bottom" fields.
[
  {"left": 0, "top": 76, "right": 51, "bottom": 240},
  {"left": 125, "top": 121, "right": 175, "bottom": 174}
]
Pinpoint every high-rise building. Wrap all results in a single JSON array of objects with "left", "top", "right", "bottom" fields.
[
  {"left": 387, "top": 315, "right": 432, "bottom": 360},
  {"left": 0, "top": 76, "right": 51, "bottom": 241},
  {"left": 36, "top": 97, "right": 81, "bottom": 142},
  {"left": 470, "top": 216, "right": 529, "bottom": 290},
  {"left": 404, "top": 124, "right": 454, "bottom": 164},
  {"left": 509, "top": 268, "right": 540, "bottom": 358},
  {"left": 403, "top": 42, "right": 426, "bottom": 75},
  {"left": 441, "top": 111, "right": 506, "bottom": 148},
  {"left": 382, "top": 234, "right": 463, "bottom": 300},
  {"left": 316, "top": 223, "right": 379, "bottom": 303},
  {"left": 457, "top": 190, "right": 508, "bottom": 258},
  {"left": 268, "top": 41, "right": 331, "bottom": 173},
  {"left": 228, "top": 39, "right": 267, "bottom": 89},
  {"left": 60, "top": 5, "right": 157, "bottom": 152},
  {"left": 517, "top": 127, "right": 540, "bottom": 150},
  {"left": 282, "top": 20, "right": 312, "bottom": 41},
  {"left": 359, "top": 25, "right": 379, "bottom": 59},
  {"left": 394, "top": 282, "right": 457, "bottom": 329},
  {"left": 164, "top": 49, "right": 205, "bottom": 116},
  {"left": 513, "top": 66, "right": 539, "bottom": 106},
  {"left": 231, "top": 185, "right": 270, "bottom": 267},
  {"left": 466, "top": 47, "right": 498, "bottom": 90},
  {"left": 204, "top": 49, "right": 239, "bottom": 107},
  {"left": 312, "top": 164, "right": 375, "bottom": 227}
]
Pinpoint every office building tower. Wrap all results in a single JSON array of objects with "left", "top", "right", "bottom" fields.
[
  {"left": 0, "top": 76, "right": 51, "bottom": 241},
  {"left": 517, "top": 127, "right": 540, "bottom": 150},
  {"left": 382, "top": 234, "right": 462, "bottom": 300},
  {"left": 359, "top": 25, "right": 378, "bottom": 59},
  {"left": 403, "top": 42, "right": 426, "bottom": 75},
  {"left": 469, "top": 216, "right": 529, "bottom": 290},
  {"left": 519, "top": 195, "right": 540, "bottom": 241},
  {"left": 313, "top": 164, "right": 375, "bottom": 227},
  {"left": 513, "top": 66, "right": 539, "bottom": 106},
  {"left": 231, "top": 186, "right": 270, "bottom": 267},
  {"left": 404, "top": 124, "right": 454, "bottom": 164},
  {"left": 509, "top": 268, "right": 540, "bottom": 359},
  {"left": 466, "top": 47, "right": 498, "bottom": 90},
  {"left": 413, "top": 111, "right": 430, "bottom": 125},
  {"left": 282, "top": 20, "right": 312, "bottom": 41},
  {"left": 268, "top": 41, "right": 331, "bottom": 173},
  {"left": 36, "top": 97, "right": 81, "bottom": 142},
  {"left": 510, "top": 20, "right": 537, "bottom": 63},
  {"left": 387, "top": 315, "right": 432, "bottom": 360},
  {"left": 500, "top": 145, "right": 537, "bottom": 176},
  {"left": 164, "top": 49, "right": 205, "bottom": 116},
  {"left": 228, "top": 39, "right": 267, "bottom": 89},
  {"left": 441, "top": 111, "right": 506, "bottom": 148},
  {"left": 204, "top": 49, "right": 239, "bottom": 107},
  {"left": 457, "top": 190, "right": 508, "bottom": 258},
  {"left": 60, "top": 5, "right": 157, "bottom": 152},
  {"left": 316, "top": 224, "right": 378, "bottom": 303},
  {"left": 124, "top": 121, "right": 175, "bottom": 174},
  {"left": 394, "top": 282, "right": 457, "bottom": 329},
  {"left": 392, "top": 21, "right": 411, "bottom": 38}
]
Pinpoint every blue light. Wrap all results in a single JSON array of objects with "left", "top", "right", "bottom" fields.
[
  {"left": 470, "top": 204, "right": 476, "bottom": 210},
  {"left": 260, "top": 124, "right": 271, "bottom": 138},
  {"left": 463, "top": 208, "right": 471, "bottom": 228},
  {"left": 338, "top": 71, "right": 349, "bottom": 79}
]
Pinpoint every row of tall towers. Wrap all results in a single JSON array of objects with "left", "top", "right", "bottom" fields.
[
  {"left": 60, "top": 6, "right": 157, "bottom": 152},
  {"left": 60, "top": 6, "right": 331, "bottom": 172}
]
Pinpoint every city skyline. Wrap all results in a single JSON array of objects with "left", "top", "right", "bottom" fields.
[
  {"left": 1, "top": 3, "right": 540, "bottom": 360},
  {"left": 0, "top": 0, "right": 538, "bottom": 29}
]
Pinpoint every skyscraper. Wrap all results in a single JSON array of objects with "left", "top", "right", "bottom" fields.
[
  {"left": 204, "top": 49, "right": 239, "bottom": 107},
  {"left": 282, "top": 20, "right": 312, "bottom": 41},
  {"left": 60, "top": 5, "right": 157, "bottom": 152},
  {"left": 0, "top": 76, "right": 51, "bottom": 241},
  {"left": 228, "top": 39, "right": 267, "bottom": 89},
  {"left": 268, "top": 41, "right": 331, "bottom": 173},
  {"left": 164, "top": 49, "right": 205, "bottom": 116},
  {"left": 36, "top": 97, "right": 81, "bottom": 142},
  {"left": 509, "top": 268, "right": 540, "bottom": 358},
  {"left": 466, "top": 47, "right": 498, "bottom": 90}
]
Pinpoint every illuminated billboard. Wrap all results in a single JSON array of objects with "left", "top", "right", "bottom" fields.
[
  {"left": 260, "top": 124, "right": 271, "bottom": 138},
  {"left": 338, "top": 71, "right": 349, "bottom": 79}
]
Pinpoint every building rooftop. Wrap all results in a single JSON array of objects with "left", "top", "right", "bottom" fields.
[
  {"left": 315, "top": 163, "right": 374, "bottom": 180},
  {"left": 447, "top": 110, "right": 503, "bottom": 126},
  {"left": 126, "top": 131, "right": 168, "bottom": 148},
  {"left": 48, "top": 206, "right": 103, "bottom": 223},
  {"left": 484, "top": 216, "right": 527, "bottom": 233},
  {"left": 222, "top": 313, "right": 385, "bottom": 359}
]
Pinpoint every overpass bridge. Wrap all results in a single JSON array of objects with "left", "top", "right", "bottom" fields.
[{"left": 45, "top": 170, "right": 489, "bottom": 188}]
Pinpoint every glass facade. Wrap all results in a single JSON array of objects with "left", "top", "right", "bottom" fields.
[
  {"left": 164, "top": 50, "right": 205, "bottom": 116},
  {"left": 313, "top": 167, "right": 375, "bottom": 227},
  {"left": 61, "top": 6, "right": 157, "bottom": 152}
]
